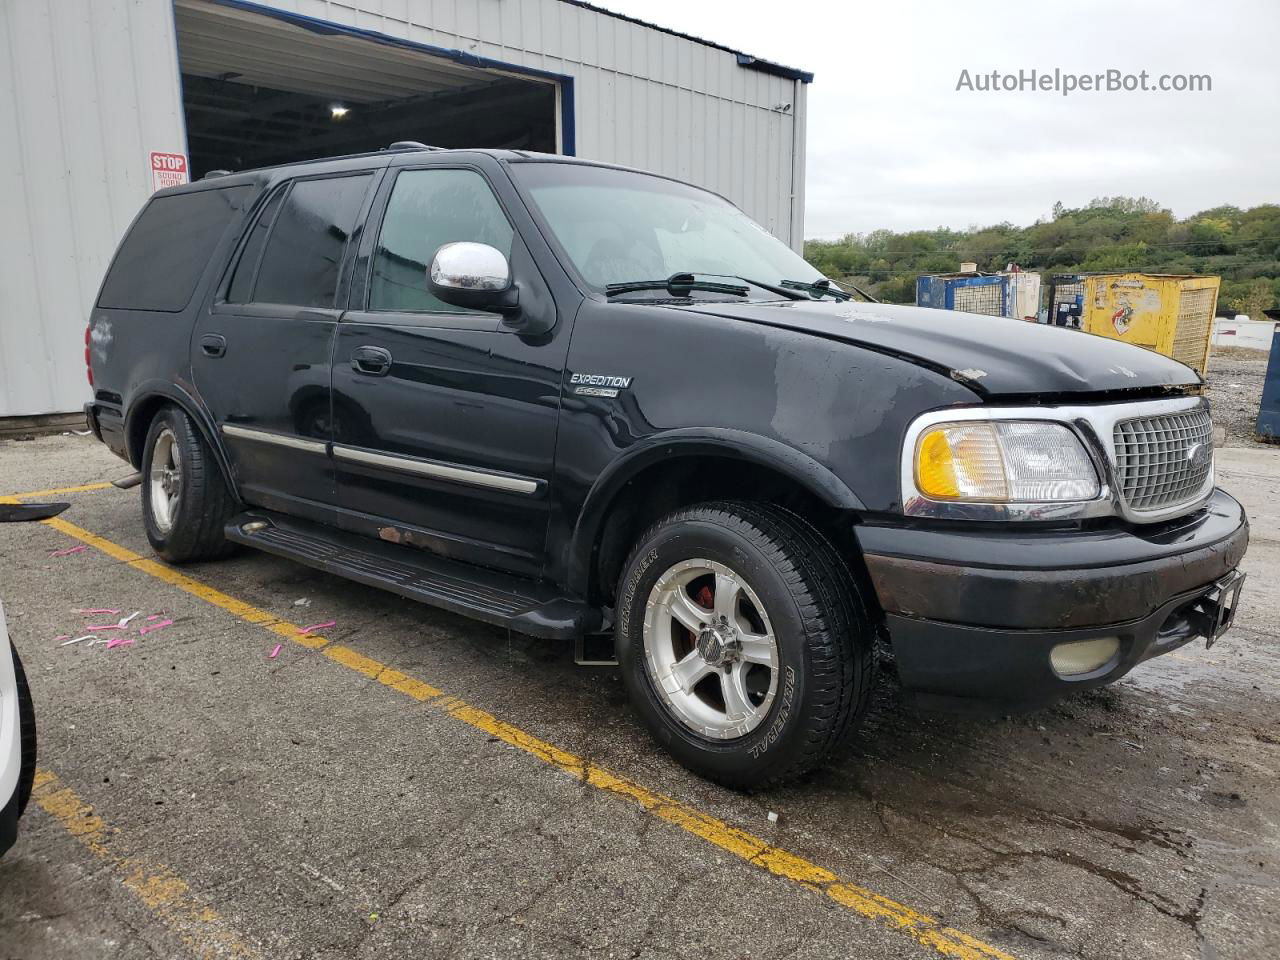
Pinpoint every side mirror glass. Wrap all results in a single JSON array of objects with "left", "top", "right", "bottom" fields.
[{"left": 428, "top": 242, "right": 519, "bottom": 315}]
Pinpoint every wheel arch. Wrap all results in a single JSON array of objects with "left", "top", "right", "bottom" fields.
[
  {"left": 124, "top": 382, "right": 238, "bottom": 500},
  {"left": 566, "top": 429, "right": 866, "bottom": 604}
]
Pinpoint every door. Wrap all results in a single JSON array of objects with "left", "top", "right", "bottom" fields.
[
  {"left": 331, "top": 164, "right": 567, "bottom": 577},
  {"left": 192, "top": 170, "right": 376, "bottom": 522}
]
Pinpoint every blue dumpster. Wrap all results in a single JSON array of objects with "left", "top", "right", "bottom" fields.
[{"left": 1257, "top": 324, "right": 1280, "bottom": 440}]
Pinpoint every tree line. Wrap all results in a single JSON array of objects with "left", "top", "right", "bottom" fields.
[{"left": 804, "top": 197, "right": 1280, "bottom": 318}]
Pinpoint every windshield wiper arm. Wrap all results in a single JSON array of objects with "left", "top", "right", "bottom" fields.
[
  {"left": 781, "top": 278, "right": 879, "bottom": 303},
  {"left": 729, "top": 276, "right": 809, "bottom": 300},
  {"left": 606, "top": 272, "right": 749, "bottom": 298},
  {"left": 779, "top": 278, "right": 854, "bottom": 301}
]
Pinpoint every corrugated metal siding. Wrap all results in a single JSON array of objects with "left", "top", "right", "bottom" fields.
[
  {"left": 1, "top": 0, "right": 806, "bottom": 417},
  {"left": 0, "top": 0, "right": 186, "bottom": 417},
  {"left": 255, "top": 0, "right": 804, "bottom": 244}
]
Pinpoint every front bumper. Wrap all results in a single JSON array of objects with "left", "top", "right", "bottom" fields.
[
  {"left": 0, "top": 607, "right": 21, "bottom": 855},
  {"left": 0, "top": 780, "right": 18, "bottom": 855},
  {"left": 857, "top": 488, "right": 1250, "bottom": 709}
]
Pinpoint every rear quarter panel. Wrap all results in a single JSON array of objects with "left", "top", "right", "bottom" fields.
[{"left": 89, "top": 181, "right": 264, "bottom": 465}]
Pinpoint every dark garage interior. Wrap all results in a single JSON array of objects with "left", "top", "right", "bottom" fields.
[{"left": 174, "top": 0, "right": 559, "bottom": 178}]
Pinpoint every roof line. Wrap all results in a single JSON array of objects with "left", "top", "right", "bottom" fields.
[{"left": 554, "top": 0, "right": 814, "bottom": 83}]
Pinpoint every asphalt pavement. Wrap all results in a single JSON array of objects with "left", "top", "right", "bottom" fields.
[{"left": 0, "top": 433, "right": 1276, "bottom": 960}]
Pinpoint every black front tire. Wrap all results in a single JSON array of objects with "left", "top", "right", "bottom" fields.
[
  {"left": 13, "top": 643, "right": 36, "bottom": 817},
  {"left": 141, "top": 406, "right": 237, "bottom": 563},
  {"left": 615, "top": 501, "right": 876, "bottom": 789}
]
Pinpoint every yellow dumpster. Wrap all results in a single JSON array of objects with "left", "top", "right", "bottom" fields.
[{"left": 1079, "top": 273, "right": 1220, "bottom": 375}]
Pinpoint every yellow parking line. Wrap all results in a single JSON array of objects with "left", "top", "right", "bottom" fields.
[
  {"left": 30, "top": 768, "right": 261, "bottom": 959},
  {"left": 32, "top": 512, "right": 1016, "bottom": 960},
  {"left": 4, "top": 480, "right": 116, "bottom": 500}
]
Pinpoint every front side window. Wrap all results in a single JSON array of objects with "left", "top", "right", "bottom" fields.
[
  {"left": 248, "top": 174, "right": 372, "bottom": 308},
  {"left": 511, "top": 162, "right": 823, "bottom": 296},
  {"left": 369, "top": 168, "right": 514, "bottom": 314}
]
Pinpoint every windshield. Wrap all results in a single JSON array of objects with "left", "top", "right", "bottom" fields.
[{"left": 511, "top": 161, "right": 825, "bottom": 297}]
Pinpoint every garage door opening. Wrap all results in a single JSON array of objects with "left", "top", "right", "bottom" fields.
[{"left": 174, "top": 0, "right": 561, "bottom": 179}]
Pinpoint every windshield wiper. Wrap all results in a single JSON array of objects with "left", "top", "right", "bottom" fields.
[
  {"left": 781, "top": 278, "right": 880, "bottom": 303},
  {"left": 606, "top": 272, "right": 749, "bottom": 298},
  {"left": 779, "top": 278, "right": 853, "bottom": 301},
  {"left": 729, "top": 276, "right": 809, "bottom": 300}
]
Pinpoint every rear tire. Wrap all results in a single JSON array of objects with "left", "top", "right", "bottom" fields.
[
  {"left": 615, "top": 501, "right": 876, "bottom": 789},
  {"left": 141, "top": 406, "right": 237, "bottom": 563},
  {"left": 13, "top": 643, "right": 35, "bottom": 817}
]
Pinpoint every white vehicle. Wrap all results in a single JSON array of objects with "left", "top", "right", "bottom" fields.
[{"left": 1, "top": 500, "right": 65, "bottom": 855}]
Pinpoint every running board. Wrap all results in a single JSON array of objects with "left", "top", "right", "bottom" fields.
[{"left": 225, "top": 511, "right": 599, "bottom": 641}]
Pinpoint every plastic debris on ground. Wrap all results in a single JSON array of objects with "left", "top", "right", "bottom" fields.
[
  {"left": 299, "top": 620, "right": 336, "bottom": 635},
  {"left": 58, "top": 607, "right": 177, "bottom": 650},
  {"left": 269, "top": 644, "right": 283, "bottom": 659},
  {"left": 86, "top": 611, "right": 142, "bottom": 632},
  {"left": 60, "top": 634, "right": 105, "bottom": 647},
  {"left": 293, "top": 598, "right": 312, "bottom": 607},
  {"left": 49, "top": 545, "right": 87, "bottom": 557}
]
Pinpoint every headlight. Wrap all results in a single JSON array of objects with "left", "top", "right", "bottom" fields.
[{"left": 914, "top": 420, "right": 1099, "bottom": 502}]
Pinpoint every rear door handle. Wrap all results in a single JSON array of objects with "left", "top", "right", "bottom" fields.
[
  {"left": 199, "top": 334, "right": 227, "bottom": 358},
  {"left": 351, "top": 345, "right": 392, "bottom": 377}
]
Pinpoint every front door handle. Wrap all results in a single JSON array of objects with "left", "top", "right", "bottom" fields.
[
  {"left": 200, "top": 334, "right": 227, "bottom": 358},
  {"left": 351, "top": 345, "right": 393, "bottom": 376}
]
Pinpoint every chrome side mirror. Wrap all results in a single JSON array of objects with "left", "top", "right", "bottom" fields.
[{"left": 427, "top": 242, "right": 520, "bottom": 315}]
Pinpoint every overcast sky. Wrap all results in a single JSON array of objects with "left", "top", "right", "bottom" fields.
[{"left": 605, "top": 0, "right": 1280, "bottom": 239}]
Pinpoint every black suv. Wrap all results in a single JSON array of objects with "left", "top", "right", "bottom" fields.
[{"left": 85, "top": 147, "right": 1248, "bottom": 787}]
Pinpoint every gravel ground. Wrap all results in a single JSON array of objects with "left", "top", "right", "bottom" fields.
[{"left": 1205, "top": 347, "right": 1271, "bottom": 447}]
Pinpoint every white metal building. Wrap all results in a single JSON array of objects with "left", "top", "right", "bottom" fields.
[{"left": 0, "top": 0, "right": 811, "bottom": 419}]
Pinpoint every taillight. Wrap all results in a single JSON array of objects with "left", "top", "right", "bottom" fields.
[{"left": 84, "top": 324, "right": 93, "bottom": 387}]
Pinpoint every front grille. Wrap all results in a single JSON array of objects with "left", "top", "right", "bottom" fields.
[{"left": 1113, "top": 408, "right": 1214, "bottom": 512}]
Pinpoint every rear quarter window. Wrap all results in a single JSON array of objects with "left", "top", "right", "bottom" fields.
[{"left": 97, "top": 185, "right": 253, "bottom": 312}]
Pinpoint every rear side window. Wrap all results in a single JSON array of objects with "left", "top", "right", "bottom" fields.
[
  {"left": 250, "top": 174, "right": 372, "bottom": 308},
  {"left": 227, "top": 187, "right": 286, "bottom": 304},
  {"left": 97, "top": 186, "right": 252, "bottom": 312}
]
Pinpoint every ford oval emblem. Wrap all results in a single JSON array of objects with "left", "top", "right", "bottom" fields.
[{"left": 1186, "top": 442, "right": 1211, "bottom": 469}]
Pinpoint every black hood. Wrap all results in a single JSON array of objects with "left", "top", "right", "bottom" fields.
[{"left": 676, "top": 300, "right": 1202, "bottom": 398}]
